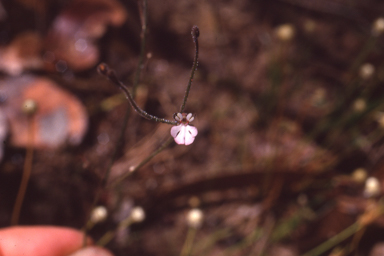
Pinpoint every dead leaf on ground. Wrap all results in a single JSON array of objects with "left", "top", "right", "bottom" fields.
[
  {"left": 0, "top": 32, "right": 43, "bottom": 76},
  {"left": 44, "top": 0, "right": 127, "bottom": 71},
  {"left": 0, "top": 75, "right": 88, "bottom": 148}
]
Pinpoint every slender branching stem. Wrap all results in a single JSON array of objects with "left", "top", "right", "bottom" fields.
[
  {"left": 108, "top": 137, "right": 174, "bottom": 188},
  {"left": 82, "top": 1, "right": 150, "bottom": 245},
  {"left": 11, "top": 115, "right": 35, "bottom": 225},
  {"left": 97, "top": 210, "right": 137, "bottom": 246},
  {"left": 133, "top": 0, "right": 148, "bottom": 96},
  {"left": 98, "top": 63, "right": 177, "bottom": 125},
  {"left": 180, "top": 227, "right": 198, "bottom": 256},
  {"left": 180, "top": 25, "right": 200, "bottom": 113}
]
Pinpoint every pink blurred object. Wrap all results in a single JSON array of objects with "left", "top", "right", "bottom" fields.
[
  {"left": 0, "top": 75, "right": 88, "bottom": 148},
  {"left": 44, "top": 0, "right": 127, "bottom": 71}
]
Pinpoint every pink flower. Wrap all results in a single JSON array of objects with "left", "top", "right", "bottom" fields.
[{"left": 171, "top": 113, "right": 198, "bottom": 145}]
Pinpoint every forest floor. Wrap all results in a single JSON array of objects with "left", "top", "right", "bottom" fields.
[{"left": 2, "top": 0, "right": 384, "bottom": 255}]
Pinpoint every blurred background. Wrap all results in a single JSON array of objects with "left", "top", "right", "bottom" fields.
[{"left": 1, "top": 0, "right": 384, "bottom": 255}]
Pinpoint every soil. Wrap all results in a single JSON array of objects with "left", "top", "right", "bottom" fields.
[{"left": 2, "top": 0, "right": 384, "bottom": 255}]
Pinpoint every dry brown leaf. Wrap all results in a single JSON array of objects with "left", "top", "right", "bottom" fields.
[
  {"left": 44, "top": 0, "right": 127, "bottom": 71},
  {"left": 0, "top": 32, "right": 43, "bottom": 76},
  {"left": 0, "top": 75, "right": 88, "bottom": 148}
]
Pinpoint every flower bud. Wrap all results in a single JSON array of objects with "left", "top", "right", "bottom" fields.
[
  {"left": 359, "top": 63, "right": 375, "bottom": 80},
  {"left": 351, "top": 168, "right": 367, "bottom": 183},
  {"left": 372, "top": 17, "right": 384, "bottom": 36},
  {"left": 130, "top": 207, "right": 145, "bottom": 223},
  {"left": 187, "top": 208, "right": 203, "bottom": 228},
  {"left": 364, "top": 177, "right": 381, "bottom": 197},
  {"left": 22, "top": 99, "right": 38, "bottom": 115},
  {"left": 353, "top": 98, "right": 366, "bottom": 112},
  {"left": 274, "top": 24, "right": 295, "bottom": 42},
  {"left": 90, "top": 206, "right": 108, "bottom": 223}
]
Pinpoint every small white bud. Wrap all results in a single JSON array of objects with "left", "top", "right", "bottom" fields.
[
  {"left": 364, "top": 177, "right": 381, "bottom": 197},
  {"left": 375, "top": 112, "right": 384, "bottom": 128},
  {"left": 359, "top": 63, "right": 375, "bottom": 79},
  {"left": 353, "top": 98, "right": 366, "bottom": 112},
  {"left": 311, "top": 88, "right": 326, "bottom": 106},
  {"left": 90, "top": 206, "right": 108, "bottom": 223},
  {"left": 274, "top": 24, "right": 295, "bottom": 42},
  {"left": 187, "top": 208, "right": 203, "bottom": 228},
  {"left": 130, "top": 207, "right": 145, "bottom": 223},
  {"left": 22, "top": 99, "right": 38, "bottom": 115},
  {"left": 303, "top": 19, "right": 316, "bottom": 33},
  {"left": 372, "top": 17, "right": 384, "bottom": 36},
  {"left": 351, "top": 168, "right": 367, "bottom": 183},
  {"left": 188, "top": 196, "right": 201, "bottom": 208}
]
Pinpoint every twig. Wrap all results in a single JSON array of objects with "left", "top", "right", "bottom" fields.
[
  {"left": 98, "top": 63, "right": 177, "bottom": 125},
  {"left": 180, "top": 26, "right": 200, "bottom": 113},
  {"left": 82, "top": 0, "right": 151, "bottom": 245},
  {"left": 180, "top": 227, "right": 198, "bottom": 256},
  {"left": 133, "top": 0, "right": 148, "bottom": 95},
  {"left": 11, "top": 116, "right": 35, "bottom": 225},
  {"left": 108, "top": 137, "right": 173, "bottom": 188}
]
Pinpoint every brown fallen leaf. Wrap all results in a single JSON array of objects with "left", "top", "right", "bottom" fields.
[
  {"left": 0, "top": 75, "right": 88, "bottom": 148},
  {"left": 44, "top": 0, "right": 127, "bottom": 71},
  {"left": 0, "top": 32, "right": 43, "bottom": 76},
  {"left": 15, "top": 0, "right": 50, "bottom": 14}
]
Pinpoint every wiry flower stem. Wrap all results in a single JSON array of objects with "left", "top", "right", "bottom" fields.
[
  {"left": 179, "top": 25, "right": 200, "bottom": 113},
  {"left": 132, "top": 0, "right": 148, "bottom": 96},
  {"left": 108, "top": 137, "right": 174, "bottom": 188},
  {"left": 98, "top": 63, "right": 177, "bottom": 125}
]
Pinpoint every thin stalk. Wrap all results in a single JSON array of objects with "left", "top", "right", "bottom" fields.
[
  {"left": 132, "top": 0, "right": 148, "bottom": 95},
  {"left": 180, "top": 26, "right": 200, "bottom": 113},
  {"left": 301, "top": 222, "right": 360, "bottom": 256},
  {"left": 97, "top": 217, "right": 133, "bottom": 247},
  {"left": 11, "top": 116, "right": 35, "bottom": 225},
  {"left": 98, "top": 63, "right": 177, "bottom": 125},
  {"left": 108, "top": 137, "right": 173, "bottom": 188},
  {"left": 97, "top": 230, "right": 115, "bottom": 247},
  {"left": 180, "top": 227, "right": 198, "bottom": 256},
  {"left": 82, "top": 107, "right": 131, "bottom": 246},
  {"left": 82, "top": 0, "right": 150, "bottom": 244}
]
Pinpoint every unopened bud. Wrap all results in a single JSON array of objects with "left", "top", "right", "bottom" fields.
[
  {"left": 375, "top": 112, "right": 384, "bottom": 128},
  {"left": 372, "top": 17, "right": 384, "bottom": 36},
  {"left": 22, "top": 99, "right": 38, "bottom": 115},
  {"left": 275, "top": 24, "right": 295, "bottom": 42},
  {"left": 187, "top": 208, "right": 203, "bottom": 228},
  {"left": 359, "top": 63, "right": 375, "bottom": 79},
  {"left": 130, "top": 207, "right": 145, "bottom": 223},
  {"left": 364, "top": 177, "right": 381, "bottom": 197},
  {"left": 303, "top": 20, "right": 316, "bottom": 33},
  {"left": 351, "top": 168, "right": 367, "bottom": 183},
  {"left": 353, "top": 99, "right": 366, "bottom": 112},
  {"left": 90, "top": 206, "right": 108, "bottom": 223},
  {"left": 188, "top": 196, "right": 201, "bottom": 208}
]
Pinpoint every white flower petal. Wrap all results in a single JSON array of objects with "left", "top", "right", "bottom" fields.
[
  {"left": 174, "top": 126, "right": 186, "bottom": 145},
  {"left": 184, "top": 135, "right": 196, "bottom": 145},
  {"left": 171, "top": 125, "right": 182, "bottom": 138},
  {"left": 175, "top": 113, "right": 183, "bottom": 121},
  {"left": 184, "top": 126, "right": 197, "bottom": 145},
  {"left": 171, "top": 124, "right": 198, "bottom": 145},
  {"left": 187, "top": 113, "right": 193, "bottom": 121},
  {"left": 186, "top": 125, "right": 198, "bottom": 137}
]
